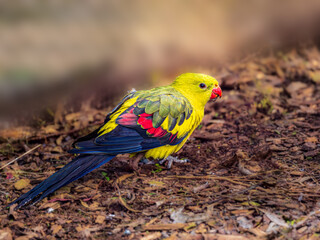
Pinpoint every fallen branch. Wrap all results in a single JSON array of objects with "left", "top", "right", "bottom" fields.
[{"left": 0, "top": 144, "right": 41, "bottom": 170}]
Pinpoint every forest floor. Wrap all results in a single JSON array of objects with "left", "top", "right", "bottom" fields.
[{"left": 1, "top": 47, "right": 320, "bottom": 240}]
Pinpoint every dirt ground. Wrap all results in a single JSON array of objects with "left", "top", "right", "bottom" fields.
[{"left": 1, "top": 47, "right": 320, "bottom": 240}]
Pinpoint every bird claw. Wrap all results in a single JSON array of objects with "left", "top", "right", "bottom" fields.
[
  {"left": 139, "top": 158, "right": 155, "bottom": 165},
  {"left": 159, "top": 156, "right": 189, "bottom": 169}
]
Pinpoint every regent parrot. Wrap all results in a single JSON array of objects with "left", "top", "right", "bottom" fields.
[{"left": 10, "top": 73, "right": 222, "bottom": 209}]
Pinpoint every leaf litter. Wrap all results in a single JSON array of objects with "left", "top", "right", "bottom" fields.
[{"left": 1, "top": 47, "right": 320, "bottom": 239}]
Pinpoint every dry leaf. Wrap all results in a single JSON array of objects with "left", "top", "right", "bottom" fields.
[
  {"left": 260, "top": 209, "right": 289, "bottom": 227},
  {"left": 247, "top": 228, "right": 267, "bottom": 238},
  {"left": 143, "top": 223, "right": 188, "bottom": 231},
  {"left": 214, "top": 234, "right": 249, "bottom": 240},
  {"left": 305, "top": 137, "right": 318, "bottom": 143},
  {"left": 148, "top": 180, "right": 165, "bottom": 187},
  {"left": 14, "top": 179, "right": 30, "bottom": 190},
  {"left": 76, "top": 225, "right": 100, "bottom": 238},
  {"left": 65, "top": 112, "right": 81, "bottom": 122},
  {"left": 42, "top": 125, "right": 58, "bottom": 134},
  {"left": 51, "top": 225, "right": 62, "bottom": 235},
  {"left": 0, "top": 127, "right": 33, "bottom": 140},
  {"left": 141, "top": 232, "right": 162, "bottom": 240},
  {"left": 80, "top": 200, "right": 101, "bottom": 210},
  {"left": 39, "top": 201, "right": 61, "bottom": 210},
  {"left": 0, "top": 228, "right": 12, "bottom": 240},
  {"left": 95, "top": 215, "right": 105, "bottom": 224}
]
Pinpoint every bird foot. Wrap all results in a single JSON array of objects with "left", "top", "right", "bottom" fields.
[
  {"left": 159, "top": 156, "right": 189, "bottom": 169},
  {"left": 139, "top": 158, "right": 156, "bottom": 165}
]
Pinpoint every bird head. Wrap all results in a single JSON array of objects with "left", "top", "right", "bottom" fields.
[{"left": 171, "top": 73, "right": 222, "bottom": 108}]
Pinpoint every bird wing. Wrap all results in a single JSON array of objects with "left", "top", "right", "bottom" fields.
[{"left": 70, "top": 87, "right": 194, "bottom": 155}]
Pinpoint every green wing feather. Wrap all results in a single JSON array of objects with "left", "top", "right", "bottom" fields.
[
  {"left": 132, "top": 87, "right": 193, "bottom": 133},
  {"left": 159, "top": 95, "right": 171, "bottom": 118},
  {"left": 152, "top": 111, "right": 165, "bottom": 128},
  {"left": 145, "top": 101, "right": 160, "bottom": 114}
]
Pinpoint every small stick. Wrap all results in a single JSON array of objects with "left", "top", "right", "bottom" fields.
[
  {"left": 115, "top": 182, "right": 141, "bottom": 213},
  {"left": 0, "top": 144, "right": 41, "bottom": 170},
  {"left": 165, "top": 175, "right": 250, "bottom": 187}
]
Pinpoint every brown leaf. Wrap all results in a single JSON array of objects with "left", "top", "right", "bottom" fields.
[
  {"left": 193, "top": 131, "right": 221, "bottom": 141},
  {"left": 143, "top": 223, "right": 188, "bottom": 231},
  {"left": 148, "top": 180, "right": 165, "bottom": 187},
  {"left": 14, "top": 179, "right": 30, "bottom": 190},
  {"left": 80, "top": 200, "right": 101, "bottom": 211},
  {"left": 76, "top": 225, "right": 100, "bottom": 238},
  {"left": 51, "top": 225, "right": 62, "bottom": 235},
  {"left": 141, "top": 232, "right": 162, "bottom": 240},
  {"left": 0, "top": 127, "right": 33, "bottom": 140},
  {"left": 42, "top": 125, "right": 59, "bottom": 134},
  {"left": 65, "top": 112, "right": 81, "bottom": 122},
  {"left": 0, "top": 228, "right": 12, "bottom": 240},
  {"left": 15, "top": 232, "right": 37, "bottom": 240},
  {"left": 211, "top": 234, "right": 249, "bottom": 240},
  {"left": 305, "top": 137, "right": 318, "bottom": 143},
  {"left": 116, "top": 173, "right": 135, "bottom": 184},
  {"left": 39, "top": 201, "right": 61, "bottom": 210},
  {"left": 95, "top": 215, "right": 105, "bottom": 224},
  {"left": 246, "top": 228, "right": 267, "bottom": 238},
  {"left": 304, "top": 150, "right": 320, "bottom": 158},
  {"left": 269, "top": 145, "right": 287, "bottom": 151},
  {"left": 193, "top": 182, "right": 209, "bottom": 193},
  {"left": 163, "top": 232, "right": 178, "bottom": 240},
  {"left": 231, "top": 209, "right": 255, "bottom": 216}
]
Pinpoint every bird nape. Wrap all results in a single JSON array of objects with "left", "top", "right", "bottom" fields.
[{"left": 9, "top": 73, "right": 222, "bottom": 209}]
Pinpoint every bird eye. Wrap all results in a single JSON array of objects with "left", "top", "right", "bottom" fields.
[{"left": 199, "top": 83, "right": 207, "bottom": 89}]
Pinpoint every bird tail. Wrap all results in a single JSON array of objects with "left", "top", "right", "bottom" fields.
[{"left": 9, "top": 154, "right": 114, "bottom": 209}]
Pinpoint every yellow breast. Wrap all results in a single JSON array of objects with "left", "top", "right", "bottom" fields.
[{"left": 144, "top": 108, "right": 203, "bottom": 159}]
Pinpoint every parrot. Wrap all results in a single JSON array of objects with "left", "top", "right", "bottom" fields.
[{"left": 9, "top": 73, "right": 222, "bottom": 209}]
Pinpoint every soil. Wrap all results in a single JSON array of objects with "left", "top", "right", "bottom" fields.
[{"left": 1, "top": 47, "right": 320, "bottom": 240}]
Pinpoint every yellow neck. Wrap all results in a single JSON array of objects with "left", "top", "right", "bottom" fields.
[{"left": 171, "top": 84, "right": 208, "bottom": 111}]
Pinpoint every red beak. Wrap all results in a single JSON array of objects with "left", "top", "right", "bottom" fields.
[{"left": 210, "top": 86, "right": 222, "bottom": 99}]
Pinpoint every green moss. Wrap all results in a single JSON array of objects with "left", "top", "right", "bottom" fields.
[{"left": 257, "top": 96, "right": 273, "bottom": 114}]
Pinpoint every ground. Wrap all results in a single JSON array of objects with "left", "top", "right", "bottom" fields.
[{"left": 1, "top": 47, "right": 320, "bottom": 240}]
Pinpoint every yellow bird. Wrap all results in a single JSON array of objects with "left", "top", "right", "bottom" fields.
[{"left": 10, "top": 73, "right": 222, "bottom": 209}]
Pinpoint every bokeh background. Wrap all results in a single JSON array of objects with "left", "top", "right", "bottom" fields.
[{"left": 1, "top": 0, "right": 320, "bottom": 129}]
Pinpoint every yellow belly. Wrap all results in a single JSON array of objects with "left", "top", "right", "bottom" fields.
[
  {"left": 144, "top": 111, "right": 202, "bottom": 160},
  {"left": 144, "top": 139, "right": 187, "bottom": 159}
]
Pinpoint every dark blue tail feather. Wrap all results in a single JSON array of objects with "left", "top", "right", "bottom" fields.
[{"left": 9, "top": 154, "right": 114, "bottom": 209}]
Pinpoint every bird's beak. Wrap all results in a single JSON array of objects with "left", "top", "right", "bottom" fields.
[{"left": 210, "top": 86, "right": 222, "bottom": 100}]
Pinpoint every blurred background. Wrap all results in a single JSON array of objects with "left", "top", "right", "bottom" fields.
[{"left": 1, "top": 0, "right": 320, "bottom": 130}]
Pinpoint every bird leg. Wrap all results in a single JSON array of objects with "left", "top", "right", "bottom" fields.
[
  {"left": 159, "top": 156, "right": 189, "bottom": 169},
  {"left": 139, "top": 158, "right": 156, "bottom": 165}
]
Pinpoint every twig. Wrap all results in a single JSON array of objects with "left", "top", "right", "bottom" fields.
[
  {"left": 164, "top": 175, "right": 250, "bottom": 187},
  {"left": 0, "top": 144, "right": 41, "bottom": 170},
  {"left": 115, "top": 182, "right": 141, "bottom": 213},
  {"left": 293, "top": 209, "right": 320, "bottom": 228}
]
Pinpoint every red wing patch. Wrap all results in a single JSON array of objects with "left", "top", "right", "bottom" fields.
[
  {"left": 137, "top": 113, "right": 168, "bottom": 137},
  {"left": 152, "top": 127, "right": 167, "bottom": 137},
  {"left": 169, "top": 133, "right": 177, "bottom": 143},
  {"left": 116, "top": 108, "right": 137, "bottom": 125},
  {"left": 137, "top": 113, "right": 153, "bottom": 129},
  {"left": 117, "top": 106, "right": 177, "bottom": 141}
]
